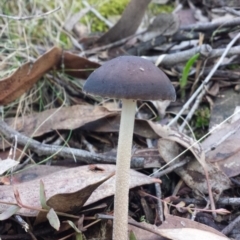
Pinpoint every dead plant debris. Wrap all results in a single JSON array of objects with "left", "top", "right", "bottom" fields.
[{"left": 0, "top": 0, "right": 240, "bottom": 239}]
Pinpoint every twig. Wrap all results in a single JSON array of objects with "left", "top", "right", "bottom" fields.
[
  {"left": 0, "top": 6, "right": 61, "bottom": 20},
  {"left": 168, "top": 32, "right": 240, "bottom": 128},
  {"left": 146, "top": 45, "right": 240, "bottom": 66},
  {"left": 0, "top": 119, "right": 115, "bottom": 164},
  {"left": 64, "top": 7, "right": 91, "bottom": 32},
  {"left": 145, "top": 138, "right": 163, "bottom": 223},
  {"left": 151, "top": 158, "right": 189, "bottom": 178},
  {"left": 79, "top": 30, "right": 146, "bottom": 56},
  {"left": 175, "top": 197, "right": 240, "bottom": 207},
  {"left": 0, "top": 119, "right": 147, "bottom": 168},
  {"left": 95, "top": 214, "right": 162, "bottom": 236},
  {"left": 181, "top": 17, "right": 240, "bottom": 31},
  {"left": 153, "top": 167, "right": 163, "bottom": 222},
  {"left": 221, "top": 215, "right": 240, "bottom": 235},
  {"left": 14, "top": 215, "right": 29, "bottom": 232},
  {"left": 82, "top": 1, "right": 113, "bottom": 28},
  {"left": 224, "top": 7, "right": 240, "bottom": 17}
]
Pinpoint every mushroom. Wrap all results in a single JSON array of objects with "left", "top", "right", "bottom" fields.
[{"left": 83, "top": 56, "right": 176, "bottom": 240}]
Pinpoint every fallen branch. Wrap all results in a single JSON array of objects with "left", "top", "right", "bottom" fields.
[
  {"left": 0, "top": 120, "right": 146, "bottom": 168},
  {"left": 181, "top": 17, "right": 240, "bottom": 31},
  {"left": 145, "top": 45, "right": 240, "bottom": 66}
]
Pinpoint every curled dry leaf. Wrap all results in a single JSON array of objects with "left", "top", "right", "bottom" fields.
[
  {"left": 0, "top": 47, "right": 61, "bottom": 105},
  {"left": 0, "top": 164, "right": 159, "bottom": 216},
  {"left": 159, "top": 228, "right": 229, "bottom": 240},
  {"left": 58, "top": 51, "right": 100, "bottom": 78},
  {"left": 129, "top": 215, "right": 229, "bottom": 240},
  {"left": 46, "top": 172, "right": 114, "bottom": 212},
  {"left": 0, "top": 47, "right": 99, "bottom": 105},
  {"left": 5, "top": 105, "right": 118, "bottom": 137},
  {"left": 148, "top": 122, "right": 206, "bottom": 168},
  {"left": 148, "top": 121, "right": 221, "bottom": 213},
  {"left": 158, "top": 139, "right": 231, "bottom": 199},
  {"left": 203, "top": 117, "right": 240, "bottom": 178}
]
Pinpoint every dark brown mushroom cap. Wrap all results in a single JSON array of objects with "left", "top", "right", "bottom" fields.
[{"left": 83, "top": 56, "right": 176, "bottom": 101}]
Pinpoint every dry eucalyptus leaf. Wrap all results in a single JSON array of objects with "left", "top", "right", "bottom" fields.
[
  {"left": 158, "top": 139, "right": 231, "bottom": 199},
  {"left": 59, "top": 51, "right": 100, "bottom": 78},
  {"left": 47, "top": 172, "right": 114, "bottom": 212},
  {"left": 148, "top": 122, "right": 216, "bottom": 211},
  {"left": 0, "top": 47, "right": 99, "bottom": 105},
  {"left": 148, "top": 122, "right": 206, "bottom": 168},
  {"left": 83, "top": 116, "right": 158, "bottom": 139},
  {"left": 128, "top": 224, "right": 164, "bottom": 240},
  {"left": 0, "top": 164, "right": 159, "bottom": 216},
  {"left": 5, "top": 105, "right": 117, "bottom": 137},
  {"left": 96, "top": 0, "right": 151, "bottom": 45},
  {"left": 159, "top": 228, "right": 229, "bottom": 240},
  {"left": 0, "top": 158, "right": 19, "bottom": 175},
  {"left": 129, "top": 214, "right": 229, "bottom": 240},
  {"left": 0, "top": 47, "right": 61, "bottom": 105},
  {"left": 203, "top": 117, "right": 240, "bottom": 178}
]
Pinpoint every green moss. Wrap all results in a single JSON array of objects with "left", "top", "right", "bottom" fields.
[
  {"left": 82, "top": 0, "right": 129, "bottom": 32},
  {"left": 227, "top": 64, "right": 240, "bottom": 70},
  {"left": 195, "top": 107, "right": 210, "bottom": 128},
  {"left": 148, "top": 2, "right": 174, "bottom": 15},
  {"left": 82, "top": 1, "right": 174, "bottom": 32},
  {"left": 191, "top": 107, "right": 210, "bottom": 140}
]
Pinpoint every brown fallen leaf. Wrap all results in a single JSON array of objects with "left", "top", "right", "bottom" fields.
[
  {"left": 96, "top": 0, "right": 151, "bottom": 45},
  {"left": 148, "top": 122, "right": 217, "bottom": 214},
  {"left": 91, "top": 213, "right": 229, "bottom": 240},
  {"left": 0, "top": 158, "right": 19, "bottom": 175},
  {"left": 158, "top": 139, "right": 231, "bottom": 200},
  {"left": 47, "top": 172, "right": 114, "bottom": 212},
  {"left": 82, "top": 116, "right": 158, "bottom": 139},
  {"left": 157, "top": 214, "right": 230, "bottom": 240},
  {"left": 0, "top": 164, "right": 159, "bottom": 216},
  {"left": 0, "top": 47, "right": 61, "bottom": 105},
  {"left": 129, "top": 215, "right": 229, "bottom": 240},
  {"left": 202, "top": 117, "right": 240, "bottom": 178},
  {"left": 58, "top": 51, "right": 100, "bottom": 78},
  {"left": 5, "top": 105, "right": 118, "bottom": 137},
  {"left": 0, "top": 47, "right": 99, "bottom": 105}
]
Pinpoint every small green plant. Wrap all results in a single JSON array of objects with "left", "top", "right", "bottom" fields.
[
  {"left": 195, "top": 107, "right": 210, "bottom": 129},
  {"left": 140, "top": 215, "right": 148, "bottom": 223},
  {"left": 179, "top": 53, "right": 200, "bottom": 99},
  {"left": 129, "top": 230, "right": 138, "bottom": 240},
  {"left": 148, "top": 2, "right": 174, "bottom": 15},
  {"left": 82, "top": 0, "right": 129, "bottom": 32}
]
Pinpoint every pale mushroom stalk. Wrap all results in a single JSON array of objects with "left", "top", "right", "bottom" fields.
[{"left": 113, "top": 99, "right": 136, "bottom": 240}]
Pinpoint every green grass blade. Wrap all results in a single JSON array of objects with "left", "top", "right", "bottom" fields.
[{"left": 180, "top": 53, "right": 200, "bottom": 99}]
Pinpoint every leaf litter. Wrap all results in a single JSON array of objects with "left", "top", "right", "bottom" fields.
[
  {"left": 0, "top": 164, "right": 159, "bottom": 217},
  {"left": 1, "top": 0, "right": 240, "bottom": 239}
]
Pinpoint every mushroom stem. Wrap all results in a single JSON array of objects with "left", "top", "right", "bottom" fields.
[{"left": 113, "top": 99, "right": 136, "bottom": 240}]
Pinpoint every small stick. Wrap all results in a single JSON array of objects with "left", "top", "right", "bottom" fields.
[
  {"left": 168, "top": 32, "right": 240, "bottom": 127},
  {"left": 0, "top": 7, "right": 61, "bottom": 20}
]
